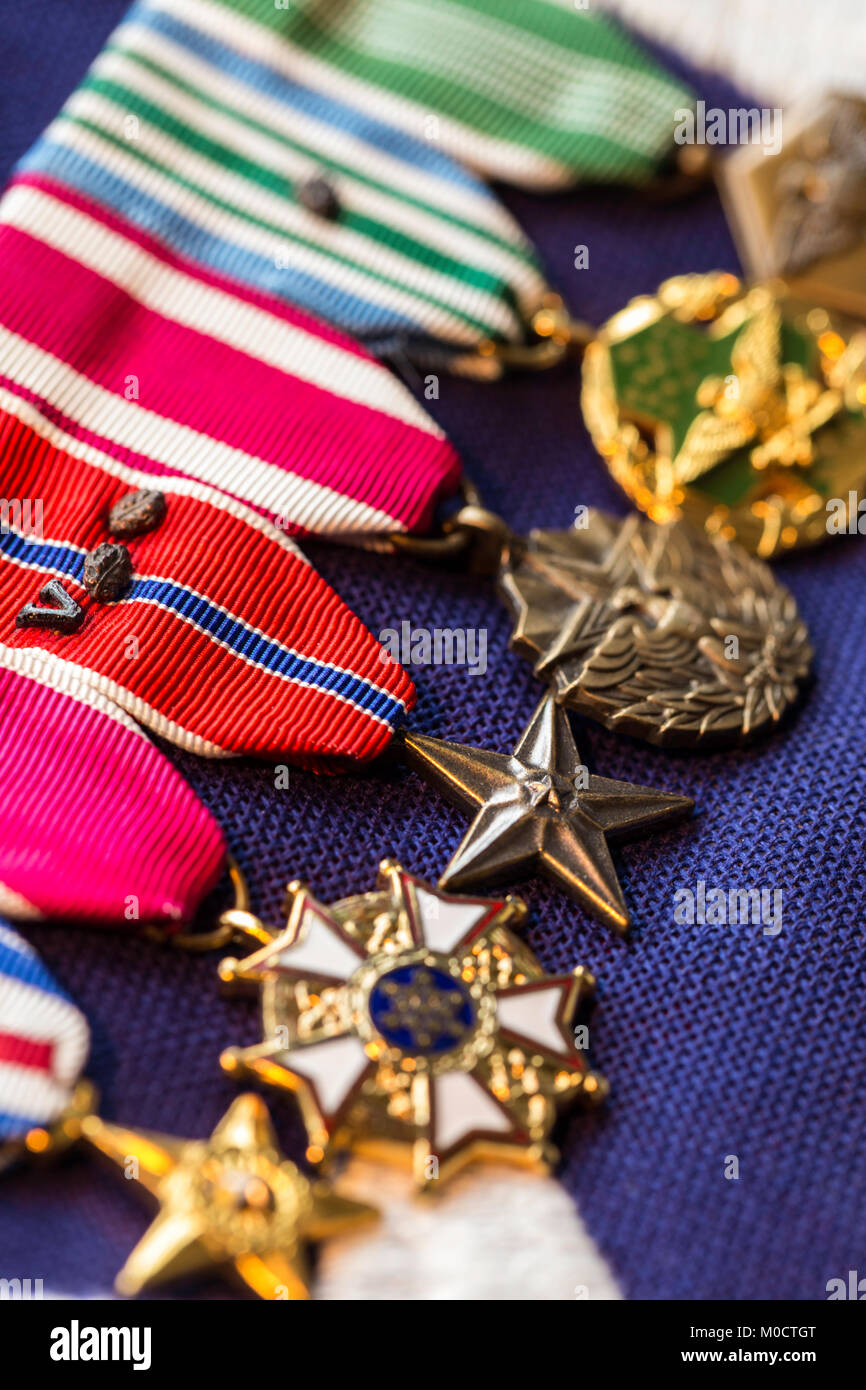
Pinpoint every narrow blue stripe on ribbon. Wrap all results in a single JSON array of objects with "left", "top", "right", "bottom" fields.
[
  {"left": 124, "top": 2, "right": 484, "bottom": 193},
  {"left": 17, "top": 140, "right": 423, "bottom": 337},
  {"left": 1, "top": 531, "right": 405, "bottom": 725}
]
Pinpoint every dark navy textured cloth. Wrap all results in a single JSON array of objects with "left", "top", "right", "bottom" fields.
[{"left": 2, "top": 1, "right": 864, "bottom": 1302}]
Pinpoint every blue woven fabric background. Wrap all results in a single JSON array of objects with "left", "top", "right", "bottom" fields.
[{"left": 2, "top": 1, "right": 864, "bottom": 1302}]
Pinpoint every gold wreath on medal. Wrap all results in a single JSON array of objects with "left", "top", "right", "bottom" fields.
[{"left": 581, "top": 271, "right": 866, "bottom": 557}]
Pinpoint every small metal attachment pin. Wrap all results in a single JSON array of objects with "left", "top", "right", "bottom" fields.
[{"left": 16, "top": 578, "right": 84, "bottom": 633}]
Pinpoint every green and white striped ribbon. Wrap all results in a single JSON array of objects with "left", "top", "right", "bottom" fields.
[
  {"left": 25, "top": 0, "right": 553, "bottom": 353},
  {"left": 214, "top": 0, "right": 694, "bottom": 190},
  {"left": 22, "top": 0, "right": 691, "bottom": 358}
]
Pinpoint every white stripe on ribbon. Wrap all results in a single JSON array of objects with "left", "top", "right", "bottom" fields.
[
  {"left": 0, "top": 974, "right": 90, "bottom": 1094},
  {"left": 1, "top": 185, "right": 442, "bottom": 442},
  {"left": 0, "top": 927, "right": 39, "bottom": 958},
  {"left": 0, "top": 639, "right": 224, "bottom": 758},
  {"left": 111, "top": 15, "right": 545, "bottom": 262},
  {"left": 0, "top": 380, "right": 313, "bottom": 561},
  {"left": 0, "top": 321, "right": 405, "bottom": 537},
  {"left": 148, "top": 0, "right": 572, "bottom": 187},
  {"left": 321, "top": 0, "right": 683, "bottom": 151},
  {"left": 0, "top": 646, "right": 151, "bottom": 742},
  {"left": 55, "top": 91, "right": 513, "bottom": 345},
  {"left": 90, "top": 41, "right": 544, "bottom": 327},
  {"left": 0, "top": 885, "right": 41, "bottom": 919},
  {"left": 0, "top": 1062, "right": 74, "bottom": 1124}
]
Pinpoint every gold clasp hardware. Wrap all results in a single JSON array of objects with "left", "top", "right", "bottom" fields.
[
  {"left": 446, "top": 294, "right": 596, "bottom": 381},
  {"left": 144, "top": 856, "right": 270, "bottom": 951},
  {"left": 388, "top": 476, "right": 514, "bottom": 574}
]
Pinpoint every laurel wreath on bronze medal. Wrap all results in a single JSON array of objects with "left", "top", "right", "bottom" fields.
[{"left": 499, "top": 511, "right": 813, "bottom": 747}]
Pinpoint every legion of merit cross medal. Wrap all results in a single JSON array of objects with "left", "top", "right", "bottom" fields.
[
  {"left": 219, "top": 863, "right": 605, "bottom": 1188},
  {"left": 1, "top": 0, "right": 851, "bottom": 1305}
]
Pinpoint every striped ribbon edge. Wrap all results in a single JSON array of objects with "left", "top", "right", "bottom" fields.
[
  {"left": 0, "top": 393, "right": 416, "bottom": 762},
  {"left": 192, "top": 0, "right": 694, "bottom": 189},
  {"left": 0, "top": 923, "right": 90, "bottom": 1140},
  {"left": 7, "top": 0, "right": 550, "bottom": 350},
  {"left": 0, "top": 650, "right": 226, "bottom": 923},
  {"left": 62, "top": 4, "right": 547, "bottom": 345},
  {"left": 0, "top": 180, "right": 461, "bottom": 540}
]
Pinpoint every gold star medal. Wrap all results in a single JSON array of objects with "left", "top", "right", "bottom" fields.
[
  {"left": 82, "top": 1093, "right": 377, "bottom": 1299},
  {"left": 219, "top": 862, "right": 606, "bottom": 1188}
]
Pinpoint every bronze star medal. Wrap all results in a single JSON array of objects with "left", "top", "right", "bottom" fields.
[
  {"left": 219, "top": 862, "right": 606, "bottom": 1188},
  {"left": 581, "top": 271, "right": 866, "bottom": 555},
  {"left": 403, "top": 692, "right": 693, "bottom": 934},
  {"left": 82, "top": 1093, "right": 376, "bottom": 1299}
]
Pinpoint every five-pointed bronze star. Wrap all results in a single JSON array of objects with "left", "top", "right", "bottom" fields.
[
  {"left": 402, "top": 692, "right": 694, "bottom": 934},
  {"left": 82, "top": 1093, "right": 376, "bottom": 1299}
]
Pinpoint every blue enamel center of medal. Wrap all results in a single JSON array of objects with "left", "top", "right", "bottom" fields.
[{"left": 368, "top": 963, "right": 475, "bottom": 1055}]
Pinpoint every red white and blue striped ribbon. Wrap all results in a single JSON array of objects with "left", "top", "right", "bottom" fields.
[
  {"left": 0, "top": 402, "right": 419, "bottom": 763},
  {"left": 0, "top": 922, "right": 89, "bottom": 1141},
  {"left": 0, "top": 1, "right": 464, "bottom": 771},
  {"left": 0, "top": 0, "right": 476, "bottom": 935}
]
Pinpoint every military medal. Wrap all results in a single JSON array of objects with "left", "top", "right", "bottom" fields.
[
  {"left": 0, "top": 0, "right": 850, "bottom": 1308},
  {"left": 83, "top": 1093, "right": 377, "bottom": 1300},
  {"left": 16, "top": 0, "right": 698, "bottom": 379},
  {"left": 581, "top": 272, "right": 866, "bottom": 557},
  {"left": 219, "top": 862, "right": 605, "bottom": 1186},
  {"left": 719, "top": 94, "right": 866, "bottom": 320},
  {"left": 0, "top": 3, "right": 814, "bottom": 939},
  {"left": 498, "top": 509, "right": 812, "bottom": 746},
  {"left": 0, "top": 922, "right": 91, "bottom": 1170},
  {"left": 403, "top": 693, "right": 693, "bottom": 934},
  {"left": 385, "top": 495, "right": 809, "bottom": 924},
  {"left": 0, "top": 921, "right": 376, "bottom": 1299}
]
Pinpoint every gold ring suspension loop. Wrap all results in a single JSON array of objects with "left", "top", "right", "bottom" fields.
[{"left": 144, "top": 855, "right": 269, "bottom": 951}]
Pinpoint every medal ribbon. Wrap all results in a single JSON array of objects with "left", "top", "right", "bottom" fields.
[
  {"left": 0, "top": 652, "right": 225, "bottom": 924},
  {"left": 0, "top": 409, "right": 418, "bottom": 761},
  {"left": 203, "top": 0, "right": 693, "bottom": 189},
  {"left": 0, "top": 922, "right": 89, "bottom": 1139},
  {"left": 12, "top": 0, "right": 549, "bottom": 352},
  {"left": 6, "top": 0, "right": 692, "bottom": 352},
  {"left": 0, "top": 0, "right": 470, "bottom": 775}
]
